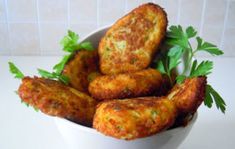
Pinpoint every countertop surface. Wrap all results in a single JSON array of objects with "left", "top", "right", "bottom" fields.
[{"left": 0, "top": 56, "right": 234, "bottom": 149}]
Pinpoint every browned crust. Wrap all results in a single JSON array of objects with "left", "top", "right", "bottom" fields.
[
  {"left": 62, "top": 50, "right": 100, "bottom": 93},
  {"left": 88, "top": 69, "right": 163, "bottom": 101},
  {"left": 93, "top": 98, "right": 177, "bottom": 140},
  {"left": 18, "top": 77, "right": 97, "bottom": 126},
  {"left": 99, "top": 3, "right": 168, "bottom": 74},
  {"left": 93, "top": 77, "right": 207, "bottom": 140},
  {"left": 168, "top": 77, "right": 207, "bottom": 114}
]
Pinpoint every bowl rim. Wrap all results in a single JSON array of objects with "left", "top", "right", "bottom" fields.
[
  {"left": 80, "top": 24, "right": 112, "bottom": 42},
  {"left": 54, "top": 112, "right": 198, "bottom": 137}
]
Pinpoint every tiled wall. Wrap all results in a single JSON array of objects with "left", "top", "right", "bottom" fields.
[{"left": 0, "top": 0, "right": 234, "bottom": 57}]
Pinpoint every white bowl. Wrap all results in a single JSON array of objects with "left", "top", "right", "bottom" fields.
[{"left": 54, "top": 26, "right": 198, "bottom": 149}]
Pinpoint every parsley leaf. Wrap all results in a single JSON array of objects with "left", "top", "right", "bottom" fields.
[
  {"left": 9, "top": 62, "right": 39, "bottom": 111},
  {"left": 37, "top": 68, "right": 69, "bottom": 85},
  {"left": 196, "top": 37, "right": 223, "bottom": 56},
  {"left": 156, "top": 45, "right": 184, "bottom": 86},
  {"left": 176, "top": 75, "right": 186, "bottom": 84},
  {"left": 80, "top": 41, "right": 94, "bottom": 51},
  {"left": 58, "top": 74, "right": 70, "bottom": 85},
  {"left": 167, "top": 25, "right": 184, "bottom": 39},
  {"left": 204, "top": 85, "right": 213, "bottom": 108},
  {"left": 8, "top": 62, "right": 24, "bottom": 79},
  {"left": 53, "top": 54, "right": 71, "bottom": 74},
  {"left": 186, "top": 26, "right": 197, "bottom": 38},
  {"left": 166, "top": 25, "right": 190, "bottom": 48},
  {"left": 167, "top": 45, "right": 184, "bottom": 56},
  {"left": 60, "top": 30, "right": 94, "bottom": 52},
  {"left": 37, "top": 30, "right": 94, "bottom": 85},
  {"left": 155, "top": 25, "right": 226, "bottom": 113},
  {"left": 60, "top": 30, "right": 79, "bottom": 52},
  {"left": 156, "top": 60, "right": 166, "bottom": 74},
  {"left": 168, "top": 46, "right": 184, "bottom": 70},
  {"left": 190, "top": 61, "right": 213, "bottom": 77},
  {"left": 190, "top": 60, "right": 198, "bottom": 76},
  {"left": 38, "top": 69, "right": 56, "bottom": 79},
  {"left": 205, "top": 85, "right": 226, "bottom": 113}
]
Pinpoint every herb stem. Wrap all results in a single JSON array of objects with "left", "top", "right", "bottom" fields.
[
  {"left": 182, "top": 42, "right": 194, "bottom": 75},
  {"left": 163, "top": 57, "right": 174, "bottom": 87}
]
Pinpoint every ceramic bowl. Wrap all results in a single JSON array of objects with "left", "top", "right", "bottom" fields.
[{"left": 54, "top": 26, "right": 198, "bottom": 149}]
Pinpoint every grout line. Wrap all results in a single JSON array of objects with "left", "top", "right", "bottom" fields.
[
  {"left": 220, "top": 0, "right": 230, "bottom": 49},
  {"left": 199, "top": 0, "right": 207, "bottom": 36},
  {"left": 4, "top": 0, "right": 12, "bottom": 56},
  {"left": 177, "top": 0, "right": 182, "bottom": 24},
  {"left": 67, "top": 0, "right": 71, "bottom": 29},
  {"left": 6, "top": 21, "right": 74, "bottom": 24},
  {"left": 96, "top": 0, "right": 100, "bottom": 27},
  {"left": 36, "top": 0, "right": 42, "bottom": 56}
]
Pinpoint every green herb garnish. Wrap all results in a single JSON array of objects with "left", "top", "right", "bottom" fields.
[
  {"left": 205, "top": 85, "right": 226, "bottom": 113},
  {"left": 8, "top": 62, "right": 24, "bottom": 79},
  {"left": 38, "top": 30, "right": 95, "bottom": 84},
  {"left": 9, "top": 63, "right": 38, "bottom": 111},
  {"left": 156, "top": 25, "right": 226, "bottom": 113},
  {"left": 37, "top": 69, "right": 69, "bottom": 85}
]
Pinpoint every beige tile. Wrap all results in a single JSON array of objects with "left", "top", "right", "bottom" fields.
[
  {"left": 126, "top": 0, "right": 178, "bottom": 25},
  {"left": 126, "top": 0, "right": 153, "bottom": 12},
  {"left": 201, "top": 25, "right": 223, "bottom": 46},
  {"left": 204, "top": 0, "right": 227, "bottom": 27},
  {"left": 198, "top": 25, "right": 223, "bottom": 57},
  {"left": 196, "top": 25, "right": 223, "bottom": 57},
  {"left": 40, "top": 50, "right": 64, "bottom": 56},
  {"left": 153, "top": 0, "right": 165, "bottom": 7},
  {"left": 70, "top": 23, "right": 97, "bottom": 39},
  {"left": 99, "top": 22, "right": 113, "bottom": 28},
  {"left": 40, "top": 23, "right": 67, "bottom": 55},
  {"left": 9, "top": 23, "right": 40, "bottom": 55},
  {"left": 222, "top": 27, "right": 235, "bottom": 57},
  {"left": 227, "top": 1, "right": 235, "bottom": 27},
  {"left": 7, "top": 0, "right": 37, "bottom": 22},
  {"left": 179, "top": 0, "right": 203, "bottom": 27},
  {"left": 38, "top": 0, "right": 68, "bottom": 22},
  {"left": 70, "top": 0, "right": 97, "bottom": 24},
  {"left": 163, "top": 0, "right": 179, "bottom": 25},
  {"left": 0, "top": 23, "right": 10, "bottom": 55},
  {"left": 0, "top": 0, "right": 6, "bottom": 22},
  {"left": 99, "top": 0, "right": 125, "bottom": 26}
]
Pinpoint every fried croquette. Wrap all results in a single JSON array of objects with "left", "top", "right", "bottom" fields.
[
  {"left": 93, "top": 98, "right": 177, "bottom": 140},
  {"left": 168, "top": 76, "right": 207, "bottom": 114},
  {"left": 89, "top": 69, "right": 163, "bottom": 101},
  {"left": 99, "top": 3, "right": 167, "bottom": 74},
  {"left": 62, "top": 50, "right": 100, "bottom": 93},
  {"left": 18, "top": 77, "right": 97, "bottom": 126},
  {"left": 93, "top": 77, "right": 207, "bottom": 140}
]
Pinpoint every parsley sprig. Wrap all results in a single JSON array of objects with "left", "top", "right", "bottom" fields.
[
  {"left": 156, "top": 25, "right": 226, "bottom": 113},
  {"left": 37, "top": 30, "right": 94, "bottom": 84},
  {"left": 9, "top": 30, "right": 95, "bottom": 111},
  {"left": 9, "top": 30, "right": 94, "bottom": 84}
]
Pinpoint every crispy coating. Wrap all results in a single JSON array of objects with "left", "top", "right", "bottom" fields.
[
  {"left": 168, "top": 76, "right": 207, "bottom": 114},
  {"left": 62, "top": 50, "right": 100, "bottom": 93},
  {"left": 99, "top": 3, "right": 167, "bottom": 74},
  {"left": 93, "top": 98, "right": 177, "bottom": 140},
  {"left": 18, "top": 77, "right": 97, "bottom": 126},
  {"left": 93, "top": 77, "right": 207, "bottom": 140},
  {"left": 89, "top": 69, "right": 163, "bottom": 101}
]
